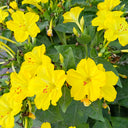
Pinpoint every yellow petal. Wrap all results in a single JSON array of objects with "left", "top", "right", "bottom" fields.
[
  {"left": 14, "top": 30, "right": 29, "bottom": 42},
  {"left": 35, "top": 92, "right": 51, "bottom": 110},
  {"left": 41, "top": 122, "right": 51, "bottom": 128},
  {"left": 100, "top": 85, "right": 117, "bottom": 102},
  {"left": 105, "top": 71, "right": 118, "bottom": 86}
]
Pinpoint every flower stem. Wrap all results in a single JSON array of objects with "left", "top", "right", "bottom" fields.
[
  {"left": 104, "top": 41, "right": 110, "bottom": 48},
  {"left": 0, "top": 36, "right": 17, "bottom": 44},
  {"left": 85, "top": 44, "right": 88, "bottom": 59}
]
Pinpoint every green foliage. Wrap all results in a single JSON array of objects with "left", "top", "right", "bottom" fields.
[{"left": 0, "top": 0, "right": 128, "bottom": 128}]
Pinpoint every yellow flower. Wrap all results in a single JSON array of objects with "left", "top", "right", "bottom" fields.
[
  {"left": 41, "top": 0, "right": 48, "bottom": 3},
  {"left": 97, "top": 0, "right": 121, "bottom": 11},
  {"left": 104, "top": 17, "right": 128, "bottom": 46},
  {"left": 66, "top": 58, "right": 118, "bottom": 103},
  {"left": 6, "top": 11, "right": 40, "bottom": 42},
  {"left": 22, "top": 0, "right": 47, "bottom": 12},
  {"left": 9, "top": 1, "right": 18, "bottom": 10},
  {"left": 10, "top": 69, "right": 34, "bottom": 102},
  {"left": 63, "top": 7, "right": 84, "bottom": 32},
  {"left": 63, "top": 7, "right": 84, "bottom": 23},
  {"left": 22, "top": 0, "right": 48, "bottom": 5},
  {"left": 41, "top": 122, "right": 51, "bottom": 128},
  {"left": 21, "top": 44, "right": 51, "bottom": 76},
  {"left": 92, "top": 10, "right": 123, "bottom": 31},
  {"left": 29, "top": 64, "right": 66, "bottom": 110},
  {"left": 69, "top": 126, "right": 76, "bottom": 128},
  {"left": 22, "top": 0, "right": 41, "bottom": 5},
  {"left": 0, "top": 8, "right": 9, "bottom": 23},
  {"left": 0, "top": 93, "right": 22, "bottom": 128}
]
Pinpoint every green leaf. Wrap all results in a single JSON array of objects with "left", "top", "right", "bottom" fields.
[
  {"left": 93, "top": 118, "right": 112, "bottom": 128},
  {"left": 52, "top": 121, "right": 66, "bottom": 128},
  {"left": 36, "top": 35, "right": 51, "bottom": 47},
  {"left": 37, "top": 21, "right": 48, "bottom": 32},
  {"left": 35, "top": 105, "right": 63, "bottom": 123},
  {"left": 27, "top": 118, "right": 33, "bottom": 128},
  {"left": 111, "top": 117, "right": 128, "bottom": 128},
  {"left": 32, "top": 118, "right": 42, "bottom": 127},
  {"left": 63, "top": 100, "right": 88, "bottom": 126},
  {"left": 46, "top": 45, "right": 59, "bottom": 63},
  {"left": 55, "top": 45, "right": 76, "bottom": 70},
  {"left": 54, "top": 23, "right": 77, "bottom": 33},
  {"left": 55, "top": 44, "right": 85, "bottom": 65},
  {"left": 77, "top": 123, "right": 89, "bottom": 128},
  {"left": 59, "top": 86, "right": 73, "bottom": 113},
  {"left": 84, "top": 100, "right": 104, "bottom": 122},
  {"left": 77, "top": 34, "right": 91, "bottom": 44},
  {"left": 115, "top": 65, "right": 128, "bottom": 107},
  {"left": 90, "top": 47, "right": 98, "bottom": 58},
  {"left": 95, "top": 58, "right": 122, "bottom": 88},
  {"left": 1, "top": 30, "right": 12, "bottom": 44}
]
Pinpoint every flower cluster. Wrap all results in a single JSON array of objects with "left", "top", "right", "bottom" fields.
[
  {"left": 0, "top": 44, "right": 66, "bottom": 127},
  {"left": 0, "top": 0, "right": 124, "bottom": 127},
  {"left": 92, "top": 0, "right": 128, "bottom": 46}
]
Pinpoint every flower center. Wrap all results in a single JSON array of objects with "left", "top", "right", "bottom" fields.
[
  {"left": 43, "top": 85, "right": 48, "bottom": 93},
  {"left": 15, "top": 86, "right": 22, "bottom": 94}
]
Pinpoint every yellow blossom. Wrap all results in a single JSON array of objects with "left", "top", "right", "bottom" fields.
[
  {"left": 9, "top": 1, "right": 18, "bottom": 10},
  {"left": 92, "top": 10, "right": 123, "bottom": 31},
  {"left": 104, "top": 17, "right": 128, "bottom": 46},
  {"left": 0, "top": 8, "right": 9, "bottom": 23},
  {"left": 10, "top": 69, "right": 34, "bottom": 102},
  {"left": 22, "top": 0, "right": 41, "bottom": 5},
  {"left": 21, "top": 44, "right": 51, "bottom": 76},
  {"left": 69, "top": 126, "right": 76, "bottom": 128},
  {"left": 41, "top": 122, "right": 51, "bottom": 128},
  {"left": 41, "top": 0, "right": 48, "bottom": 3},
  {"left": 97, "top": 0, "right": 121, "bottom": 11},
  {"left": 6, "top": 11, "right": 40, "bottom": 42},
  {"left": 0, "top": 93, "right": 22, "bottom": 128},
  {"left": 66, "top": 58, "right": 118, "bottom": 103},
  {"left": 22, "top": 0, "right": 48, "bottom": 5},
  {"left": 29, "top": 64, "right": 66, "bottom": 110},
  {"left": 22, "top": 0, "right": 47, "bottom": 12},
  {"left": 63, "top": 7, "right": 84, "bottom": 32},
  {"left": 63, "top": 7, "right": 84, "bottom": 23}
]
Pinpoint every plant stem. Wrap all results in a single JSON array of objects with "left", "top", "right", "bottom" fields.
[
  {"left": 0, "top": 36, "right": 17, "bottom": 44},
  {"left": 104, "top": 41, "right": 110, "bottom": 48},
  {"left": 85, "top": 44, "right": 88, "bottom": 59}
]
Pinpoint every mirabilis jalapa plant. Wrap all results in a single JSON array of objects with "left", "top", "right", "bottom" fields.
[{"left": 0, "top": 0, "right": 128, "bottom": 128}]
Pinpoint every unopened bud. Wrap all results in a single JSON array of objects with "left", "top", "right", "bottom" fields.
[
  {"left": 47, "top": 29, "right": 53, "bottom": 37},
  {"left": 73, "top": 27, "right": 79, "bottom": 37},
  {"left": 59, "top": 53, "right": 64, "bottom": 64},
  {"left": 28, "top": 113, "right": 36, "bottom": 119},
  {"left": 80, "top": 16, "right": 84, "bottom": 32}
]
